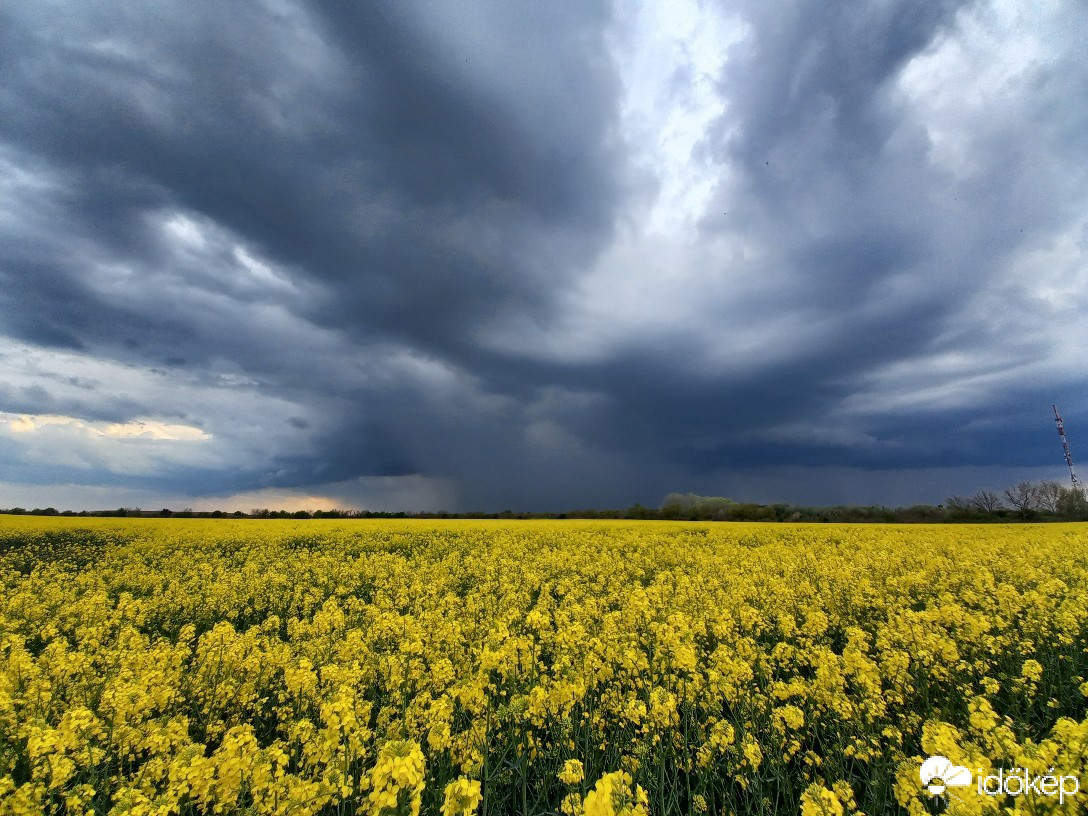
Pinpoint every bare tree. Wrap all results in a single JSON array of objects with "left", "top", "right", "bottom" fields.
[
  {"left": 1036, "top": 480, "right": 1063, "bottom": 513},
  {"left": 970, "top": 489, "right": 1003, "bottom": 514},
  {"left": 1003, "top": 481, "right": 1040, "bottom": 519}
]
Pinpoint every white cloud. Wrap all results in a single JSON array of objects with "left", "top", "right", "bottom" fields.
[
  {"left": 162, "top": 212, "right": 207, "bottom": 249},
  {"left": 147, "top": 208, "right": 308, "bottom": 301},
  {"left": 0, "top": 411, "right": 214, "bottom": 474},
  {"left": 896, "top": 0, "right": 1065, "bottom": 181},
  {"left": 609, "top": 0, "right": 744, "bottom": 235},
  {"left": 0, "top": 343, "right": 314, "bottom": 474},
  {"left": 4, "top": 413, "right": 209, "bottom": 441}
]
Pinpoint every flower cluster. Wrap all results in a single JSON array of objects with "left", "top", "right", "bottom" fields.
[
  {"left": 440, "top": 777, "right": 482, "bottom": 816},
  {"left": 367, "top": 739, "right": 425, "bottom": 816},
  {"left": 583, "top": 771, "right": 649, "bottom": 816}
]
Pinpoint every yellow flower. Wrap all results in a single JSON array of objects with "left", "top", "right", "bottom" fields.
[
  {"left": 560, "top": 792, "right": 585, "bottom": 816},
  {"left": 583, "top": 771, "right": 649, "bottom": 816},
  {"left": 774, "top": 704, "right": 805, "bottom": 730},
  {"left": 799, "top": 784, "right": 844, "bottom": 816},
  {"left": 368, "top": 740, "right": 426, "bottom": 816},
  {"left": 1021, "top": 659, "right": 1043, "bottom": 683},
  {"left": 441, "top": 777, "right": 482, "bottom": 816},
  {"left": 559, "top": 759, "right": 585, "bottom": 786},
  {"left": 741, "top": 735, "right": 763, "bottom": 769}
]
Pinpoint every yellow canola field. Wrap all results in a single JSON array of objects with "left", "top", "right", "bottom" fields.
[{"left": 1, "top": 518, "right": 1087, "bottom": 816}]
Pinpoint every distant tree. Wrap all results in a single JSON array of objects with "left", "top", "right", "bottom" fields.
[
  {"left": 728, "top": 502, "right": 773, "bottom": 521},
  {"left": 944, "top": 495, "right": 974, "bottom": 516},
  {"left": 660, "top": 493, "right": 699, "bottom": 518},
  {"left": 970, "top": 490, "right": 1003, "bottom": 514},
  {"left": 1036, "top": 481, "right": 1064, "bottom": 514},
  {"left": 1003, "top": 481, "right": 1040, "bottom": 519},
  {"left": 770, "top": 503, "right": 793, "bottom": 521},
  {"left": 696, "top": 496, "right": 734, "bottom": 520},
  {"left": 660, "top": 493, "right": 736, "bottom": 520},
  {"left": 897, "top": 504, "right": 945, "bottom": 522},
  {"left": 1057, "top": 486, "right": 1088, "bottom": 519}
]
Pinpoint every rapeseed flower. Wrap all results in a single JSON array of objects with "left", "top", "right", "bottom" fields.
[
  {"left": 2, "top": 517, "right": 1087, "bottom": 816},
  {"left": 440, "top": 777, "right": 482, "bottom": 816},
  {"left": 559, "top": 759, "right": 585, "bottom": 785},
  {"left": 583, "top": 771, "right": 649, "bottom": 816}
]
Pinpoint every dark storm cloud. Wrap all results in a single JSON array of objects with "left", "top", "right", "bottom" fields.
[
  {"left": 0, "top": 0, "right": 621, "bottom": 360},
  {"left": 704, "top": 0, "right": 975, "bottom": 315},
  {"left": 0, "top": 0, "right": 643, "bottom": 507},
  {"left": 434, "top": 0, "right": 1088, "bottom": 496},
  {"left": 0, "top": 379, "right": 149, "bottom": 424},
  {"left": 665, "top": 0, "right": 1088, "bottom": 475},
  {"left": 721, "top": 1, "right": 969, "bottom": 168},
  {"left": 1, "top": 0, "right": 1086, "bottom": 509}
]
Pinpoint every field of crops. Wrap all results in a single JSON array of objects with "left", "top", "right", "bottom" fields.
[{"left": 1, "top": 518, "right": 1087, "bottom": 815}]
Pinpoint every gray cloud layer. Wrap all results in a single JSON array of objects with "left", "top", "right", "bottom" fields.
[{"left": 1, "top": 0, "right": 1086, "bottom": 510}]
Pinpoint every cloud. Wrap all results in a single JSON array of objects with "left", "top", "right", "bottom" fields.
[
  {"left": 5, "top": 413, "right": 209, "bottom": 441},
  {"left": 0, "top": 474, "right": 454, "bottom": 513},
  {"left": 0, "top": 0, "right": 1085, "bottom": 510},
  {"left": 0, "top": 410, "right": 214, "bottom": 476}
]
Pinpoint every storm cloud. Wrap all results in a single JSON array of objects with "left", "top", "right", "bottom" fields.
[{"left": 1, "top": 0, "right": 1086, "bottom": 511}]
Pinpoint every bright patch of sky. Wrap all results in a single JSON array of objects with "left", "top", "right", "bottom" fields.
[{"left": 610, "top": 0, "right": 742, "bottom": 235}]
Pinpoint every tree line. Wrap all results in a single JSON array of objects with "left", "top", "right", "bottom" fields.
[
  {"left": 1, "top": 480, "right": 1085, "bottom": 522},
  {"left": 944, "top": 480, "right": 1088, "bottom": 520},
  {"left": 657, "top": 482, "right": 1088, "bottom": 522}
]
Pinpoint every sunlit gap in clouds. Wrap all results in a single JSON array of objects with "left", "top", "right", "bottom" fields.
[{"left": 4, "top": 413, "right": 210, "bottom": 441}]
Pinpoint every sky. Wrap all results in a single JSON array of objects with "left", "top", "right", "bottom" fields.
[{"left": 1, "top": 0, "right": 1086, "bottom": 512}]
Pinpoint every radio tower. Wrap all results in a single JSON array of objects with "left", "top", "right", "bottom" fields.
[{"left": 1053, "top": 404, "right": 1081, "bottom": 491}]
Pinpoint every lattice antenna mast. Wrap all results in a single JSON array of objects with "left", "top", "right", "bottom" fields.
[{"left": 1053, "top": 404, "right": 1081, "bottom": 490}]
